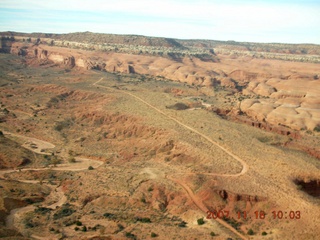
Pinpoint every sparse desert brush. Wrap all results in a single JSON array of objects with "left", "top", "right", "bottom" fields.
[
  {"left": 53, "top": 205, "right": 75, "bottom": 219},
  {"left": 75, "top": 220, "right": 82, "bottom": 226},
  {"left": 51, "top": 157, "right": 62, "bottom": 167},
  {"left": 178, "top": 221, "right": 187, "bottom": 228},
  {"left": 82, "top": 226, "right": 87, "bottom": 232},
  {"left": 68, "top": 157, "right": 76, "bottom": 163},
  {"left": 313, "top": 125, "right": 320, "bottom": 132},
  {"left": 135, "top": 217, "right": 151, "bottom": 223},
  {"left": 197, "top": 217, "right": 205, "bottom": 225},
  {"left": 1, "top": 43, "right": 320, "bottom": 239},
  {"left": 166, "top": 102, "right": 189, "bottom": 110},
  {"left": 125, "top": 232, "right": 137, "bottom": 239},
  {"left": 151, "top": 232, "right": 158, "bottom": 237}
]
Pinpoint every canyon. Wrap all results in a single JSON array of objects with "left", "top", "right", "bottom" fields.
[{"left": 0, "top": 32, "right": 319, "bottom": 239}]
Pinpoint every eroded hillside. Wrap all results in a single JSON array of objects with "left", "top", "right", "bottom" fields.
[
  {"left": 0, "top": 33, "right": 320, "bottom": 239},
  {"left": 1, "top": 33, "right": 320, "bottom": 136}
]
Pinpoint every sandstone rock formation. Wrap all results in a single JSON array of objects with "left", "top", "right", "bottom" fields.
[{"left": 2, "top": 35, "right": 320, "bottom": 132}]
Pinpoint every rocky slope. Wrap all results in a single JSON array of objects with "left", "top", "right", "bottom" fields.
[
  {"left": 1, "top": 32, "right": 320, "bottom": 133},
  {"left": 0, "top": 52, "right": 319, "bottom": 239}
]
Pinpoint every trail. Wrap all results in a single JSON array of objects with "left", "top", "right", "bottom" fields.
[
  {"left": 167, "top": 176, "right": 247, "bottom": 239},
  {"left": 94, "top": 78, "right": 249, "bottom": 176},
  {"left": 0, "top": 131, "right": 103, "bottom": 232},
  {"left": 94, "top": 78, "right": 249, "bottom": 239},
  {"left": 3, "top": 130, "right": 55, "bottom": 154}
]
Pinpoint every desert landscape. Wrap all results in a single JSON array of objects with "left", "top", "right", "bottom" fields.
[{"left": 0, "top": 32, "right": 319, "bottom": 240}]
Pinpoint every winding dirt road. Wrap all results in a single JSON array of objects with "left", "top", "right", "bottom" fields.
[
  {"left": 3, "top": 131, "right": 55, "bottom": 155},
  {"left": 0, "top": 131, "right": 103, "bottom": 232},
  {"left": 94, "top": 78, "right": 248, "bottom": 176},
  {"left": 94, "top": 78, "right": 249, "bottom": 239}
]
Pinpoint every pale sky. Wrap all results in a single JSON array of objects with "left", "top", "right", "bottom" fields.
[{"left": 0, "top": 0, "right": 319, "bottom": 44}]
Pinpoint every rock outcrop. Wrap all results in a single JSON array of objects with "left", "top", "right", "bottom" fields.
[
  {"left": 9, "top": 42, "right": 218, "bottom": 86},
  {"left": 5, "top": 41, "right": 320, "bottom": 132}
]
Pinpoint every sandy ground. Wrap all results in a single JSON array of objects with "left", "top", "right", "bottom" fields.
[{"left": 0, "top": 52, "right": 319, "bottom": 239}]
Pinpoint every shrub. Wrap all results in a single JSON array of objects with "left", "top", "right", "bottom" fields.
[
  {"left": 224, "top": 217, "right": 241, "bottom": 230},
  {"left": 92, "top": 224, "right": 100, "bottom": 231},
  {"left": 314, "top": 125, "right": 320, "bottom": 132},
  {"left": 103, "top": 212, "right": 116, "bottom": 219},
  {"left": 88, "top": 166, "right": 94, "bottom": 170},
  {"left": 151, "top": 232, "right": 158, "bottom": 238},
  {"left": 75, "top": 221, "right": 82, "bottom": 226},
  {"left": 262, "top": 231, "right": 267, "bottom": 236},
  {"left": 197, "top": 218, "right": 205, "bottom": 225},
  {"left": 166, "top": 102, "right": 189, "bottom": 110},
  {"left": 35, "top": 207, "right": 51, "bottom": 215},
  {"left": 125, "top": 232, "right": 136, "bottom": 239},
  {"left": 210, "top": 232, "right": 216, "bottom": 236},
  {"left": 74, "top": 227, "right": 79, "bottom": 231},
  {"left": 117, "top": 224, "right": 124, "bottom": 231},
  {"left": 82, "top": 226, "right": 87, "bottom": 232},
  {"left": 247, "top": 229, "right": 254, "bottom": 235},
  {"left": 25, "top": 222, "right": 35, "bottom": 228},
  {"left": 178, "top": 221, "right": 187, "bottom": 228},
  {"left": 135, "top": 217, "right": 151, "bottom": 223},
  {"left": 51, "top": 157, "right": 61, "bottom": 167},
  {"left": 53, "top": 206, "right": 75, "bottom": 219}
]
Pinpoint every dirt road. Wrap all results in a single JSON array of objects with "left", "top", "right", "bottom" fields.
[
  {"left": 94, "top": 78, "right": 249, "bottom": 239},
  {"left": 3, "top": 130, "right": 55, "bottom": 154},
  {"left": 0, "top": 132, "right": 103, "bottom": 231}
]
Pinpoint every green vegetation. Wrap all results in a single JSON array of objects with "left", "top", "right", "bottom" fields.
[
  {"left": 247, "top": 229, "right": 254, "bottom": 235},
  {"left": 210, "top": 232, "right": 216, "bottom": 236},
  {"left": 34, "top": 207, "right": 51, "bottom": 215},
  {"left": 88, "top": 165, "right": 94, "bottom": 170},
  {"left": 262, "top": 231, "right": 268, "bottom": 236},
  {"left": 54, "top": 119, "right": 73, "bottom": 131},
  {"left": 53, "top": 205, "right": 75, "bottom": 219},
  {"left": 103, "top": 212, "right": 116, "bottom": 219},
  {"left": 166, "top": 102, "right": 189, "bottom": 110},
  {"left": 223, "top": 217, "right": 241, "bottom": 230},
  {"left": 178, "top": 221, "right": 187, "bottom": 228},
  {"left": 197, "top": 217, "right": 205, "bottom": 225},
  {"left": 117, "top": 224, "right": 125, "bottom": 231},
  {"left": 24, "top": 221, "right": 36, "bottom": 228},
  {"left": 151, "top": 232, "right": 158, "bottom": 238},
  {"left": 125, "top": 232, "right": 137, "bottom": 239},
  {"left": 75, "top": 220, "right": 82, "bottom": 226},
  {"left": 314, "top": 125, "right": 320, "bottom": 132},
  {"left": 135, "top": 217, "right": 151, "bottom": 223}
]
